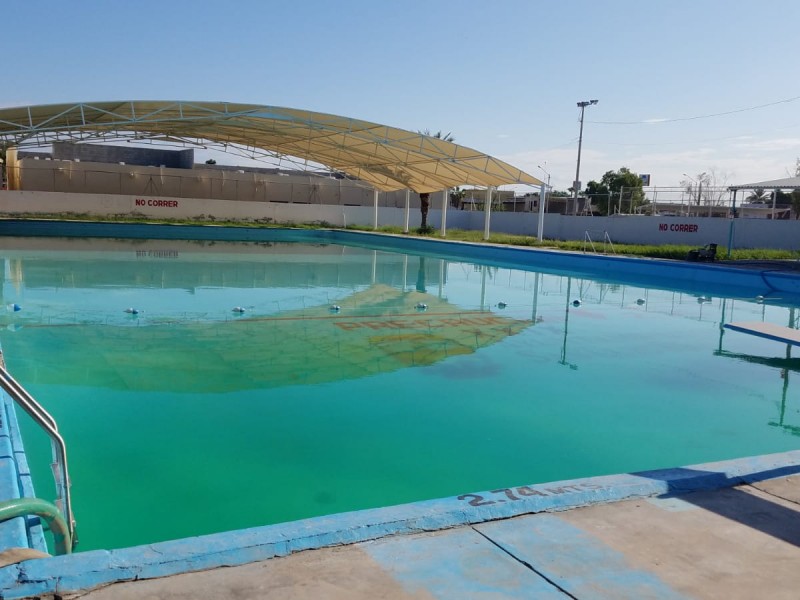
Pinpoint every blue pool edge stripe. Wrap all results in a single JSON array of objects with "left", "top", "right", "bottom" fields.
[
  {"left": 1, "top": 219, "right": 799, "bottom": 297},
  {"left": 1, "top": 449, "right": 798, "bottom": 598}
]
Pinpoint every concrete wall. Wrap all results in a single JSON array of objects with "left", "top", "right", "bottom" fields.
[{"left": 1, "top": 190, "right": 800, "bottom": 250}]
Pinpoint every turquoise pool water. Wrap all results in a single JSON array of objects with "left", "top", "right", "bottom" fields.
[{"left": 1, "top": 236, "right": 799, "bottom": 551}]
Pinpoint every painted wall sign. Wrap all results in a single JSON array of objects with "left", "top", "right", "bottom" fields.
[
  {"left": 658, "top": 223, "right": 699, "bottom": 233},
  {"left": 134, "top": 198, "right": 180, "bottom": 208}
]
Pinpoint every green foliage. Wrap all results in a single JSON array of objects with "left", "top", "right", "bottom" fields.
[
  {"left": 585, "top": 180, "right": 611, "bottom": 214},
  {"left": 420, "top": 130, "right": 454, "bottom": 142},
  {"left": 449, "top": 187, "right": 466, "bottom": 207},
  {"left": 746, "top": 188, "right": 769, "bottom": 203},
  {"left": 792, "top": 190, "right": 800, "bottom": 220},
  {"left": 586, "top": 167, "right": 645, "bottom": 215}
]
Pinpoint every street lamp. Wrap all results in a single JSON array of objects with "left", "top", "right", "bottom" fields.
[
  {"left": 537, "top": 163, "right": 551, "bottom": 211},
  {"left": 536, "top": 163, "right": 551, "bottom": 241},
  {"left": 683, "top": 172, "right": 707, "bottom": 215},
  {"left": 573, "top": 99, "right": 598, "bottom": 212}
]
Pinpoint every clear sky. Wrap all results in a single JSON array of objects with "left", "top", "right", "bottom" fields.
[{"left": 5, "top": 0, "right": 799, "bottom": 191}]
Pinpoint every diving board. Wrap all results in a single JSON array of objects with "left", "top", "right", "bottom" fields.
[{"left": 724, "top": 322, "right": 800, "bottom": 346}]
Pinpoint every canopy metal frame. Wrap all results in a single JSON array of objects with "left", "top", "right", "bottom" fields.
[{"left": 0, "top": 101, "right": 541, "bottom": 194}]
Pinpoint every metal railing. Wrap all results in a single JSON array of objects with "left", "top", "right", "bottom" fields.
[{"left": 0, "top": 365, "right": 76, "bottom": 550}]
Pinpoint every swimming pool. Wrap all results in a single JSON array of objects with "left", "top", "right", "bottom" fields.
[{"left": 1, "top": 232, "right": 799, "bottom": 552}]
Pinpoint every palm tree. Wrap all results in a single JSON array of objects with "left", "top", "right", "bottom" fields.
[
  {"left": 421, "top": 130, "right": 454, "bottom": 143},
  {"left": 746, "top": 188, "right": 770, "bottom": 203},
  {"left": 417, "top": 130, "right": 455, "bottom": 229}
]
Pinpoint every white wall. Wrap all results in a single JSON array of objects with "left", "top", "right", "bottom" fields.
[{"left": 1, "top": 190, "right": 800, "bottom": 250}]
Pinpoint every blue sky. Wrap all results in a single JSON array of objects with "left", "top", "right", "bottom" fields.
[{"left": 5, "top": 0, "right": 799, "bottom": 191}]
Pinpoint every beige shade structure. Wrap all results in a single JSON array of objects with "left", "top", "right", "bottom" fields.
[{"left": 0, "top": 101, "right": 541, "bottom": 193}]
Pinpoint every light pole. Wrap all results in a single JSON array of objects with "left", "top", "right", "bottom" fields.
[
  {"left": 536, "top": 163, "right": 551, "bottom": 241},
  {"left": 537, "top": 163, "right": 551, "bottom": 211},
  {"left": 573, "top": 99, "right": 598, "bottom": 213},
  {"left": 683, "top": 172, "right": 706, "bottom": 216}
]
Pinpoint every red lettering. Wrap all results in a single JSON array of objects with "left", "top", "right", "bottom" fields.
[
  {"left": 659, "top": 223, "right": 668, "bottom": 231},
  {"left": 145, "top": 199, "right": 179, "bottom": 208},
  {"left": 333, "top": 322, "right": 362, "bottom": 331},
  {"left": 667, "top": 223, "right": 699, "bottom": 233}
]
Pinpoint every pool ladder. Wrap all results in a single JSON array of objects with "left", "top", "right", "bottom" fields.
[
  {"left": 583, "top": 229, "right": 616, "bottom": 255},
  {"left": 0, "top": 365, "right": 75, "bottom": 554}
]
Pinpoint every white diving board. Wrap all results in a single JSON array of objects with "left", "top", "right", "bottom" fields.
[{"left": 724, "top": 322, "right": 800, "bottom": 346}]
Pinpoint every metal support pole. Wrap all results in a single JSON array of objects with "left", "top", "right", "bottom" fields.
[
  {"left": 440, "top": 188, "right": 448, "bottom": 237},
  {"left": 483, "top": 186, "right": 493, "bottom": 240},
  {"left": 771, "top": 189, "right": 777, "bottom": 220},
  {"left": 727, "top": 190, "right": 737, "bottom": 258},
  {"left": 537, "top": 181, "right": 546, "bottom": 241},
  {"left": 403, "top": 189, "right": 410, "bottom": 233},
  {"left": 373, "top": 189, "right": 379, "bottom": 230}
]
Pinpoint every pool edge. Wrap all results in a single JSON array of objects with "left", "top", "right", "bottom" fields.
[{"left": 1, "top": 449, "right": 799, "bottom": 598}]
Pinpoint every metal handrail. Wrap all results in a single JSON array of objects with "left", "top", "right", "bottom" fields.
[
  {"left": 0, "top": 497, "right": 71, "bottom": 555},
  {"left": 0, "top": 365, "right": 76, "bottom": 549}
]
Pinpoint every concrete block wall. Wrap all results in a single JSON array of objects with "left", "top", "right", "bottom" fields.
[{"left": 1, "top": 190, "right": 800, "bottom": 250}]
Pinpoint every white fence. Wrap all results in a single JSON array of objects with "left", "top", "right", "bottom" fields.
[{"left": 1, "top": 190, "right": 799, "bottom": 251}]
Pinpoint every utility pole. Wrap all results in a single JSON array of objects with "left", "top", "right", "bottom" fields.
[{"left": 573, "top": 99, "right": 598, "bottom": 214}]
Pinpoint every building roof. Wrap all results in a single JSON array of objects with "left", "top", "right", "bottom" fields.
[
  {"left": 729, "top": 176, "right": 800, "bottom": 191},
  {"left": 0, "top": 101, "right": 541, "bottom": 193}
]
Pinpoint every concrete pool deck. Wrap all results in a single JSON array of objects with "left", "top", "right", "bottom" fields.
[
  {"left": 1, "top": 451, "right": 799, "bottom": 598},
  {"left": 73, "top": 472, "right": 800, "bottom": 600}
]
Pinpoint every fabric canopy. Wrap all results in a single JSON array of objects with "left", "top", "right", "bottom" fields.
[
  {"left": 729, "top": 176, "right": 800, "bottom": 191},
  {"left": 0, "top": 101, "right": 541, "bottom": 193}
]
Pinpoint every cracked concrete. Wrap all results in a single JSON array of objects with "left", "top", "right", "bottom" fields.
[{"left": 61, "top": 476, "right": 800, "bottom": 600}]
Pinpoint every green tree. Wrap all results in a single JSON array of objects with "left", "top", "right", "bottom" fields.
[
  {"left": 449, "top": 186, "right": 466, "bottom": 208},
  {"left": 599, "top": 167, "right": 645, "bottom": 214},
  {"left": 747, "top": 188, "right": 769, "bottom": 203},
  {"left": 791, "top": 190, "right": 800, "bottom": 220},
  {"left": 584, "top": 180, "right": 611, "bottom": 214},
  {"left": 419, "top": 192, "right": 431, "bottom": 228},
  {"left": 421, "top": 130, "right": 454, "bottom": 142},
  {"left": 585, "top": 168, "right": 645, "bottom": 215}
]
